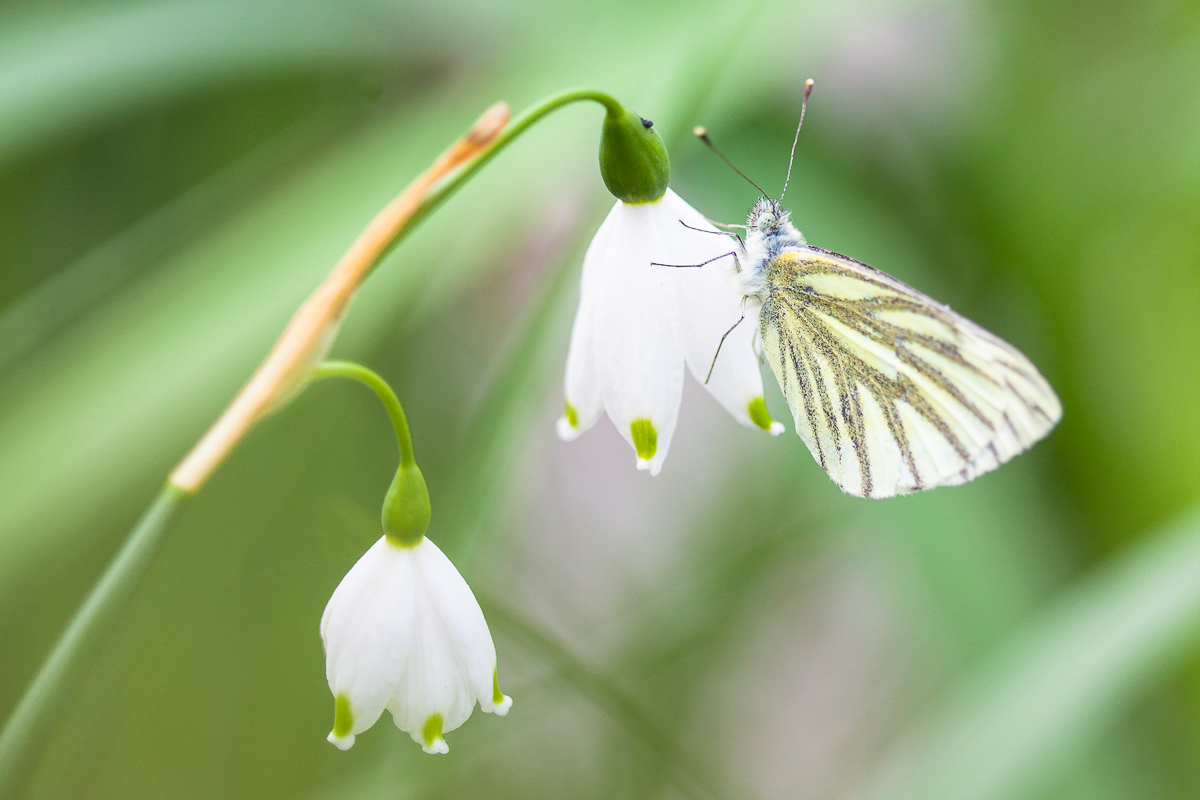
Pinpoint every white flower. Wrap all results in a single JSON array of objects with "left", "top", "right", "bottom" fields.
[
  {"left": 557, "top": 188, "right": 782, "bottom": 474},
  {"left": 321, "top": 535, "right": 511, "bottom": 753}
]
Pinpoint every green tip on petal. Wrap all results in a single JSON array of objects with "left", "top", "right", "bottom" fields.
[
  {"left": 421, "top": 713, "right": 447, "bottom": 754},
  {"left": 747, "top": 396, "right": 773, "bottom": 431},
  {"left": 327, "top": 692, "right": 355, "bottom": 749},
  {"left": 598, "top": 105, "right": 669, "bottom": 204},
  {"left": 490, "top": 668, "right": 514, "bottom": 715},
  {"left": 747, "top": 396, "right": 785, "bottom": 435},
  {"left": 493, "top": 670, "right": 505, "bottom": 705},
  {"left": 333, "top": 693, "right": 354, "bottom": 737},
  {"left": 564, "top": 400, "right": 579, "bottom": 428},
  {"left": 630, "top": 418, "right": 657, "bottom": 461}
]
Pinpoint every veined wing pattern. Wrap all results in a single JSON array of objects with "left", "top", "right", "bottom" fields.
[{"left": 758, "top": 247, "right": 1061, "bottom": 498}]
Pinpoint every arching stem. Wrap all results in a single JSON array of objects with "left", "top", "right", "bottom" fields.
[
  {"left": 312, "top": 361, "right": 415, "bottom": 467},
  {"left": 0, "top": 86, "right": 632, "bottom": 796}
]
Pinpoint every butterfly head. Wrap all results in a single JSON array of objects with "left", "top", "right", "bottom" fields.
[{"left": 748, "top": 196, "right": 789, "bottom": 233}]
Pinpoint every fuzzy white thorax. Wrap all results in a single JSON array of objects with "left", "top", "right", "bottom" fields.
[{"left": 738, "top": 196, "right": 807, "bottom": 303}]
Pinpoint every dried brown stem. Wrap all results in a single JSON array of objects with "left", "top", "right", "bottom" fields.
[{"left": 169, "top": 102, "right": 510, "bottom": 493}]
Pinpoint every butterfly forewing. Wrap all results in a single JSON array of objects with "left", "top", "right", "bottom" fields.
[{"left": 758, "top": 248, "right": 1061, "bottom": 498}]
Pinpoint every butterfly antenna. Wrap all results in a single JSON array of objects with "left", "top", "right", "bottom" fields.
[
  {"left": 779, "top": 78, "right": 814, "bottom": 203},
  {"left": 693, "top": 126, "right": 769, "bottom": 198}
]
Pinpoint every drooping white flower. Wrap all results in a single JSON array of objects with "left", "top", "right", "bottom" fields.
[
  {"left": 321, "top": 535, "right": 511, "bottom": 753},
  {"left": 557, "top": 188, "right": 782, "bottom": 474}
]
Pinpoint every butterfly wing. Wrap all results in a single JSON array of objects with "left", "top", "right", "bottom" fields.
[{"left": 758, "top": 247, "right": 1061, "bottom": 498}]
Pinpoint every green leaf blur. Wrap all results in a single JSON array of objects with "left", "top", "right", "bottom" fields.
[{"left": 1, "top": 0, "right": 1199, "bottom": 798}]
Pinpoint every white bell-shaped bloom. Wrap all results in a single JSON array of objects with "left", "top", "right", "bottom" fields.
[
  {"left": 557, "top": 188, "right": 782, "bottom": 474},
  {"left": 321, "top": 535, "right": 512, "bottom": 753}
]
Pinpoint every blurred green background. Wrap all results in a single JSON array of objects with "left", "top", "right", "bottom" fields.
[{"left": 2, "top": 0, "right": 1199, "bottom": 798}]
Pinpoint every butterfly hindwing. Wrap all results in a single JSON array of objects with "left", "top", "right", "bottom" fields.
[{"left": 758, "top": 247, "right": 1061, "bottom": 498}]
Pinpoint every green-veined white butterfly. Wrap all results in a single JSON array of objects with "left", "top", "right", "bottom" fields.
[{"left": 689, "top": 80, "right": 1061, "bottom": 498}]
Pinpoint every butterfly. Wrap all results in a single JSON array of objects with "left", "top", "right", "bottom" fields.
[{"left": 692, "top": 81, "right": 1061, "bottom": 498}]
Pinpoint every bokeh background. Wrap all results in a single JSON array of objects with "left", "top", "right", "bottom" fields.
[{"left": 1, "top": 0, "right": 1199, "bottom": 798}]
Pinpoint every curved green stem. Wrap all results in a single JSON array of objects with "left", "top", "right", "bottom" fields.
[
  {"left": 0, "top": 483, "right": 189, "bottom": 798},
  {"left": 0, "top": 86, "right": 628, "bottom": 793},
  {"left": 312, "top": 360, "right": 415, "bottom": 467},
  {"left": 313, "top": 361, "right": 429, "bottom": 545},
  {"left": 366, "top": 88, "right": 625, "bottom": 277}
]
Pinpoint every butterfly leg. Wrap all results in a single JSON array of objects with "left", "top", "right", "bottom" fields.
[
  {"left": 677, "top": 220, "right": 745, "bottom": 249},
  {"left": 705, "top": 296, "right": 748, "bottom": 384}
]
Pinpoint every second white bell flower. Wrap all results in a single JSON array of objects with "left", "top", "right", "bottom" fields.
[
  {"left": 557, "top": 188, "right": 782, "bottom": 474},
  {"left": 321, "top": 535, "right": 511, "bottom": 754}
]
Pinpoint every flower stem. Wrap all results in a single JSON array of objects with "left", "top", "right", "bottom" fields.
[
  {"left": 169, "top": 88, "right": 625, "bottom": 495},
  {"left": 0, "top": 87, "right": 630, "bottom": 791},
  {"left": 373, "top": 88, "right": 626, "bottom": 271},
  {"left": 312, "top": 361, "right": 416, "bottom": 467},
  {"left": 167, "top": 102, "right": 509, "bottom": 495},
  {"left": 0, "top": 483, "right": 189, "bottom": 798}
]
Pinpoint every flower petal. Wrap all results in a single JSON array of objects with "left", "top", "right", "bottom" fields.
[
  {"left": 659, "top": 190, "right": 782, "bottom": 435},
  {"left": 557, "top": 249, "right": 604, "bottom": 441},
  {"left": 413, "top": 537, "right": 508, "bottom": 715},
  {"left": 320, "top": 537, "right": 415, "bottom": 748},
  {"left": 590, "top": 199, "right": 685, "bottom": 475},
  {"left": 386, "top": 539, "right": 479, "bottom": 752}
]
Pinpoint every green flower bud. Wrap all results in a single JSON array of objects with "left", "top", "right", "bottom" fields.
[
  {"left": 598, "top": 105, "right": 669, "bottom": 204},
  {"left": 382, "top": 462, "right": 431, "bottom": 547}
]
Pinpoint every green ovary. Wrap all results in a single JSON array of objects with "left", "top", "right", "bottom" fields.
[
  {"left": 333, "top": 692, "right": 354, "bottom": 738},
  {"left": 747, "top": 396, "right": 774, "bottom": 431},
  {"left": 630, "top": 419, "right": 657, "bottom": 460}
]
